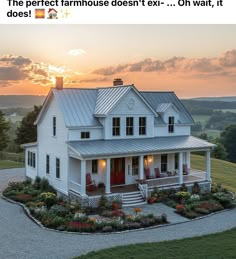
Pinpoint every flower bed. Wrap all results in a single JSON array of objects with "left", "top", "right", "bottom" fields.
[
  {"left": 3, "top": 178, "right": 168, "bottom": 233},
  {"left": 148, "top": 183, "right": 235, "bottom": 219}
]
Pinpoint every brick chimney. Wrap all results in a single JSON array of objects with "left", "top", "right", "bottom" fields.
[
  {"left": 55, "top": 77, "right": 63, "bottom": 90},
  {"left": 113, "top": 78, "right": 123, "bottom": 86}
]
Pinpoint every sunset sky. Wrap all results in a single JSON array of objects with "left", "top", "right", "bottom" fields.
[{"left": 0, "top": 25, "right": 236, "bottom": 97}]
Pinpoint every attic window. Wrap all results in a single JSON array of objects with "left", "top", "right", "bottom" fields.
[
  {"left": 112, "top": 117, "right": 120, "bottom": 136},
  {"left": 81, "top": 132, "right": 90, "bottom": 139},
  {"left": 168, "top": 116, "right": 174, "bottom": 133}
]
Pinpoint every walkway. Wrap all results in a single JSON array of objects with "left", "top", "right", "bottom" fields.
[{"left": 1, "top": 168, "right": 236, "bottom": 259}]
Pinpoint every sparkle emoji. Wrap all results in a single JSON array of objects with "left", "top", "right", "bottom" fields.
[
  {"left": 35, "top": 9, "right": 45, "bottom": 19},
  {"left": 48, "top": 8, "right": 58, "bottom": 19}
]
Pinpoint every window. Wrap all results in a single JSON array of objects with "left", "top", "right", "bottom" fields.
[
  {"left": 112, "top": 117, "right": 120, "bottom": 136},
  {"left": 81, "top": 132, "right": 90, "bottom": 139},
  {"left": 132, "top": 156, "right": 139, "bottom": 176},
  {"left": 92, "top": 160, "right": 98, "bottom": 174},
  {"left": 168, "top": 116, "right": 175, "bottom": 133},
  {"left": 161, "top": 154, "right": 168, "bottom": 172},
  {"left": 46, "top": 155, "right": 50, "bottom": 174},
  {"left": 175, "top": 153, "right": 179, "bottom": 170},
  {"left": 126, "top": 117, "right": 133, "bottom": 136},
  {"left": 53, "top": 116, "right": 56, "bottom": 136},
  {"left": 56, "top": 158, "right": 60, "bottom": 179},
  {"left": 27, "top": 151, "right": 36, "bottom": 168},
  {"left": 139, "top": 117, "right": 146, "bottom": 135}
]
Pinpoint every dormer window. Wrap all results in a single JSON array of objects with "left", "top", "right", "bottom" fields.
[
  {"left": 112, "top": 117, "right": 120, "bottom": 136},
  {"left": 139, "top": 117, "right": 146, "bottom": 135},
  {"left": 81, "top": 132, "right": 90, "bottom": 139},
  {"left": 126, "top": 117, "right": 133, "bottom": 136},
  {"left": 53, "top": 116, "right": 56, "bottom": 136},
  {"left": 168, "top": 116, "right": 174, "bottom": 133}
]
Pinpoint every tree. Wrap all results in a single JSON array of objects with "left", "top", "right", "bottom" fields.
[
  {"left": 220, "top": 124, "right": 236, "bottom": 163},
  {"left": 15, "top": 105, "right": 41, "bottom": 147},
  {"left": 0, "top": 110, "right": 10, "bottom": 151},
  {"left": 211, "top": 142, "right": 227, "bottom": 160}
]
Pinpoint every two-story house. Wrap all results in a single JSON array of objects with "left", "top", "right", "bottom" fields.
[{"left": 23, "top": 77, "right": 214, "bottom": 207}]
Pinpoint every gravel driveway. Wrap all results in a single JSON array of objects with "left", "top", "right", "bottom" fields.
[{"left": 1, "top": 168, "right": 236, "bottom": 259}]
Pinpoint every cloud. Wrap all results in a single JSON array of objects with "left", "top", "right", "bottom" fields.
[
  {"left": 220, "top": 50, "right": 236, "bottom": 67},
  {"left": 0, "top": 80, "right": 11, "bottom": 87},
  {"left": 0, "top": 66, "right": 27, "bottom": 80},
  {"left": 79, "top": 77, "right": 109, "bottom": 83},
  {"left": 68, "top": 49, "right": 86, "bottom": 56},
  {"left": 0, "top": 55, "right": 32, "bottom": 66}
]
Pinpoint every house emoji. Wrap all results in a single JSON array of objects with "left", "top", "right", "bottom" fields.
[{"left": 48, "top": 8, "right": 58, "bottom": 19}]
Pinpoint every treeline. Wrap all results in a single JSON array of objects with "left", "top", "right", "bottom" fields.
[{"left": 182, "top": 100, "right": 236, "bottom": 115}]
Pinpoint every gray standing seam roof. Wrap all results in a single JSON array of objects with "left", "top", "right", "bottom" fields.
[
  {"left": 49, "top": 86, "right": 194, "bottom": 128},
  {"left": 68, "top": 136, "right": 214, "bottom": 159},
  {"left": 141, "top": 92, "right": 194, "bottom": 124}
]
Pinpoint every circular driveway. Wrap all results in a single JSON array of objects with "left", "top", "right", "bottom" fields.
[{"left": 1, "top": 168, "right": 236, "bottom": 259}]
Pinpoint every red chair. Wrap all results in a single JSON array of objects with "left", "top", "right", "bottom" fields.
[
  {"left": 154, "top": 168, "right": 161, "bottom": 178},
  {"left": 86, "top": 173, "right": 96, "bottom": 192},
  {"left": 183, "top": 164, "right": 189, "bottom": 175},
  {"left": 144, "top": 168, "right": 151, "bottom": 179}
]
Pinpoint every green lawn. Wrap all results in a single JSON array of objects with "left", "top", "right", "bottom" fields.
[
  {"left": 76, "top": 228, "right": 236, "bottom": 259},
  {"left": 0, "top": 160, "right": 24, "bottom": 169},
  {"left": 191, "top": 154, "right": 236, "bottom": 193},
  {"left": 202, "top": 129, "right": 221, "bottom": 139},
  {"left": 214, "top": 109, "right": 236, "bottom": 113}
]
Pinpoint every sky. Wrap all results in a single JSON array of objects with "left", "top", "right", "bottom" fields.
[{"left": 0, "top": 25, "right": 236, "bottom": 97}]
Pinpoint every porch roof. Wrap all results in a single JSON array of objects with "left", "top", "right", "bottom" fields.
[{"left": 68, "top": 136, "right": 215, "bottom": 159}]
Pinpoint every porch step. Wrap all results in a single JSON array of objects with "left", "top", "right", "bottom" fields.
[{"left": 122, "top": 191, "right": 147, "bottom": 207}]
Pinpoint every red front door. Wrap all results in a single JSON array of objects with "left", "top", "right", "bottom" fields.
[{"left": 111, "top": 158, "right": 125, "bottom": 185}]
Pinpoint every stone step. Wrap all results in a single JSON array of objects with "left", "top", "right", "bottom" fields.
[{"left": 122, "top": 201, "right": 147, "bottom": 207}]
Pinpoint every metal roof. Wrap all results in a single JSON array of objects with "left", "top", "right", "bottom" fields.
[
  {"left": 156, "top": 103, "right": 177, "bottom": 113},
  {"left": 53, "top": 88, "right": 101, "bottom": 127},
  {"left": 94, "top": 86, "right": 131, "bottom": 116},
  {"left": 141, "top": 92, "right": 194, "bottom": 124},
  {"left": 68, "top": 136, "right": 214, "bottom": 159}
]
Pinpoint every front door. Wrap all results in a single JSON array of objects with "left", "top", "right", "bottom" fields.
[{"left": 111, "top": 158, "right": 125, "bottom": 185}]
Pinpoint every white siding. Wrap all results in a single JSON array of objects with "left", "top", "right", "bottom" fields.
[
  {"left": 37, "top": 96, "right": 69, "bottom": 195},
  {"left": 105, "top": 90, "right": 155, "bottom": 139},
  {"left": 68, "top": 128, "right": 103, "bottom": 141},
  {"left": 154, "top": 125, "right": 191, "bottom": 137}
]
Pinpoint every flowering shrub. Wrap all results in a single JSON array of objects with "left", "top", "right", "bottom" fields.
[
  {"left": 176, "top": 191, "right": 191, "bottom": 200},
  {"left": 133, "top": 208, "right": 142, "bottom": 214},
  {"left": 176, "top": 204, "right": 185, "bottom": 213},
  {"left": 190, "top": 194, "right": 200, "bottom": 201},
  {"left": 39, "top": 192, "right": 57, "bottom": 208}
]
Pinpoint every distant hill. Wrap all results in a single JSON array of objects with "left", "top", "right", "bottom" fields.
[
  {"left": 0, "top": 95, "right": 45, "bottom": 108},
  {"left": 191, "top": 96, "right": 236, "bottom": 102}
]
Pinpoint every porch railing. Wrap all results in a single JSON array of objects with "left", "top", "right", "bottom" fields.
[
  {"left": 69, "top": 180, "right": 82, "bottom": 194},
  {"left": 138, "top": 183, "right": 148, "bottom": 200},
  {"left": 146, "top": 169, "right": 207, "bottom": 188}
]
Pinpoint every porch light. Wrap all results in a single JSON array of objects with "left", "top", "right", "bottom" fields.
[
  {"left": 148, "top": 157, "right": 153, "bottom": 163},
  {"left": 102, "top": 160, "right": 106, "bottom": 167}
]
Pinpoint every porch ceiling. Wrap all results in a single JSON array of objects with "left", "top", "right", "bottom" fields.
[{"left": 67, "top": 136, "right": 215, "bottom": 159}]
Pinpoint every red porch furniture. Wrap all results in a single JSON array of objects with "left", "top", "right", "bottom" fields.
[
  {"left": 183, "top": 164, "right": 189, "bottom": 175},
  {"left": 86, "top": 173, "right": 96, "bottom": 192},
  {"left": 154, "top": 167, "right": 161, "bottom": 178},
  {"left": 144, "top": 168, "right": 151, "bottom": 179}
]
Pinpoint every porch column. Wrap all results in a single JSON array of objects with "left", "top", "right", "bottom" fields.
[
  {"left": 205, "top": 150, "right": 211, "bottom": 181},
  {"left": 139, "top": 155, "right": 144, "bottom": 180},
  {"left": 81, "top": 160, "right": 86, "bottom": 195},
  {"left": 186, "top": 151, "right": 191, "bottom": 169},
  {"left": 178, "top": 152, "right": 183, "bottom": 184},
  {"left": 105, "top": 158, "right": 111, "bottom": 194}
]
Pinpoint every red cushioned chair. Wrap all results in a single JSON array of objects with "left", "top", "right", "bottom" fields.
[
  {"left": 154, "top": 167, "right": 161, "bottom": 178},
  {"left": 86, "top": 173, "right": 96, "bottom": 192}
]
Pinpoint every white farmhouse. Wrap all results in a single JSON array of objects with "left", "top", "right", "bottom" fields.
[{"left": 23, "top": 77, "right": 214, "bottom": 207}]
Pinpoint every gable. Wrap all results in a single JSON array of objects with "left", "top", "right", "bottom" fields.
[
  {"left": 110, "top": 88, "right": 155, "bottom": 115},
  {"left": 95, "top": 86, "right": 157, "bottom": 117}
]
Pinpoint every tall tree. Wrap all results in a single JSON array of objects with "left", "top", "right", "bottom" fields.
[
  {"left": 15, "top": 105, "right": 41, "bottom": 146},
  {"left": 220, "top": 124, "right": 236, "bottom": 163},
  {"left": 0, "top": 110, "right": 10, "bottom": 151}
]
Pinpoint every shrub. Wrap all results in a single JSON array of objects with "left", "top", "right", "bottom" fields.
[
  {"left": 180, "top": 183, "right": 187, "bottom": 192},
  {"left": 39, "top": 192, "right": 57, "bottom": 208},
  {"left": 197, "top": 201, "right": 224, "bottom": 212},
  {"left": 11, "top": 193, "right": 33, "bottom": 203},
  {"left": 40, "top": 178, "right": 50, "bottom": 191},
  {"left": 99, "top": 195, "right": 109, "bottom": 210},
  {"left": 161, "top": 213, "right": 167, "bottom": 223},
  {"left": 182, "top": 210, "right": 199, "bottom": 219},
  {"left": 192, "top": 182, "right": 201, "bottom": 194},
  {"left": 7, "top": 181, "right": 24, "bottom": 191},
  {"left": 176, "top": 191, "right": 191, "bottom": 202},
  {"left": 98, "top": 182, "right": 105, "bottom": 188},
  {"left": 102, "top": 226, "right": 113, "bottom": 232},
  {"left": 67, "top": 221, "right": 93, "bottom": 232},
  {"left": 213, "top": 192, "right": 234, "bottom": 208},
  {"left": 49, "top": 216, "right": 67, "bottom": 228},
  {"left": 34, "top": 176, "right": 41, "bottom": 184},
  {"left": 195, "top": 208, "right": 210, "bottom": 215},
  {"left": 190, "top": 194, "right": 201, "bottom": 202},
  {"left": 176, "top": 204, "right": 185, "bottom": 213},
  {"left": 50, "top": 204, "right": 70, "bottom": 217}
]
